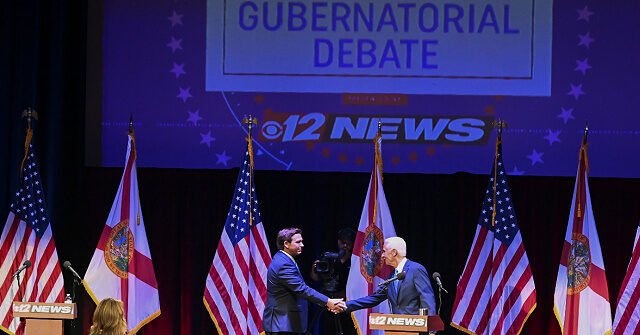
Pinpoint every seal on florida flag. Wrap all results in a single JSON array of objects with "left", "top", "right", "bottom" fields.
[
  {"left": 567, "top": 232, "right": 591, "bottom": 295},
  {"left": 104, "top": 219, "right": 134, "bottom": 279},
  {"left": 360, "top": 224, "right": 384, "bottom": 283}
]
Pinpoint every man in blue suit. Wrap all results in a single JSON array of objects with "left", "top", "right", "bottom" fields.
[
  {"left": 344, "top": 236, "right": 437, "bottom": 315},
  {"left": 263, "top": 228, "right": 345, "bottom": 335}
]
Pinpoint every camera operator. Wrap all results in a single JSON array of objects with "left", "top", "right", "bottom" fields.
[{"left": 310, "top": 228, "right": 357, "bottom": 335}]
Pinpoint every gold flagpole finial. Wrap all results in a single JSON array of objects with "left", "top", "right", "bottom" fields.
[
  {"left": 492, "top": 119, "right": 508, "bottom": 142},
  {"left": 21, "top": 107, "right": 39, "bottom": 130},
  {"left": 20, "top": 107, "right": 38, "bottom": 176},
  {"left": 129, "top": 113, "right": 134, "bottom": 134},
  {"left": 242, "top": 115, "right": 259, "bottom": 138}
]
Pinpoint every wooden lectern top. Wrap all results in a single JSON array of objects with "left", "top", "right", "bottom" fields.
[
  {"left": 369, "top": 313, "right": 444, "bottom": 334},
  {"left": 12, "top": 301, "right": 77, "bottom": 320}
]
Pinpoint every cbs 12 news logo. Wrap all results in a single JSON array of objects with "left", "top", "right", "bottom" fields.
[{"left": 258, "top": 111, "right": 494, "bottom": 144}]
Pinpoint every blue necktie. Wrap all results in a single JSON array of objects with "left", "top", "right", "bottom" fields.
[{"left": 392, "top": 269, "right": 399, "bottom": 295}]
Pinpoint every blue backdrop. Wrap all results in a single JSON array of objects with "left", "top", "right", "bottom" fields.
[{"left": 102, "top": 0, "right": 639, "bottom": 177}]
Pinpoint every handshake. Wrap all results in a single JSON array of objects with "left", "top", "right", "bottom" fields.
[{"left": 326, "top": 298, "right": 347, "bottom": 314}]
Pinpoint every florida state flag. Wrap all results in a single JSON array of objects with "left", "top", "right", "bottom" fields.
[
  {"left": 553, "top": 136, "right": 612, "bottom": 334},
  {"left": 83, "top": 132, "right": 161, "bottom": 334},
  {"left": 346, "top": 134, "right": 397, "bottom": 335}
]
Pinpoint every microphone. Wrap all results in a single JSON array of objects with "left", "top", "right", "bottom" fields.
[
  {"left": 432, "top": 272, "right": 448, "bottom": 293},
  {"left": 378, "top": 271, "right": 406, "bottom": 287},
  {"left": 11, "top": 260, "right": 31, "bottom": 278},
  {"left": 63, "top": 261, "right": 83, "bottom": 282}
]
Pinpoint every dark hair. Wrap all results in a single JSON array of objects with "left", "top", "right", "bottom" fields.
[
  {"left": 338, "top": 227, "right": 356, "bottom": 242},
  {"left": 276, "top": 228, "right": 302, "bottom": 250}
]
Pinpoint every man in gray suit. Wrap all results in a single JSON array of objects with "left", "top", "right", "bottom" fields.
[{"left": 344, "top": 236, "right": 437, "bottom": 315}]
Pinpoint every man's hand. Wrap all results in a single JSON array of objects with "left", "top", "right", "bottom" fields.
[{"left": 327, "top": 298, "right": 346, "bottom": 313}]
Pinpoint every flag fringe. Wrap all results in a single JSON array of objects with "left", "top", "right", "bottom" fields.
[
  {"left": 83, "top": 280, "right": 161, "bottom": 334},
  {"left": 0, "top": 323, "right": 16, "bottom": 335},
  {"left": 203, "top": 297, "right": 224, "bottom": 335},
  {"left": 82, "top": 280, "right": 100, "bottom": 305},
  {"left": 514, "top": 303, "right": 537, "bottom": 335},
  {"left": 128, "top": 309, "right": 161, "bottom": 335},
  {"left": 553, "top": 305, "right": 563, "bottom": 333},
  {"left": 203, "top": 297, "right": 265, "bottom": 335},
  {"left": 450, "top": 322, "right": 479, "bottom": 335},
  {"left": 346, "top": 296, "right": 363, "bottom": 335}
]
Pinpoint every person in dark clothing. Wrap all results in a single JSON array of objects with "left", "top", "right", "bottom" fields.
[{"left": 310, "top": 228, "right": 357, "bottom": 335}]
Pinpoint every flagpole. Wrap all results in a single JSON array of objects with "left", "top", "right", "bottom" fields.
[
  {"left": 372, "top": 121, "right": 382, "bottom": 225},
  {"left": 242, "top": 115, "right": 258, "bottom": 227},
  {"left": 577, "top": 122, "right": 589, "bottom": 218},
  {"left": 491, "top": 120, "right": 507, "bottom": 226},
  {"left": 20, "top": 107, "right": 38, "bottom": 176}
]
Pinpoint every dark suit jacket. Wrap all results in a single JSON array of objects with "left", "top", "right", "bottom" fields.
[
  {"left": 262, "top": 251, "right": 329, "bottom": 333},
  {"left": 346, "top": 259, "right": 437, "bottom": 315}
]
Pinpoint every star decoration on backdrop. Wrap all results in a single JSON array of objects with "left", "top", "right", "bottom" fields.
[
  {"left": 167, "top": 37, "right": 183, "bottom": 53},
  {"left": 484, "top": 105, "right": 495, "bottom": 115},
  {"left": 544, "top": 129, "right": 561, "bottom": 146},
  {"left": 168, "top": 11, "right": 183, "bottom": 27},
  {"left": 187, "top": 109, "right": 203, "bottom": 125},
  {"left": 557, "top": 107, "right": 575, "bottom": 124},
  {"left": 577, "top": 6, "right": 594, "bottom": 22},
  {"left": 526, "top": 149, "right": 544, "bottom": 166},
  {"left": 338, "top": 154, "right": 348, "bottom": 163},
  {"left": 409, "top": 152, "right": 418, "bottom": 162},
  {"left": 577, "top": 32, "right": 595, "bottom": 48},
  {"left": 170, "top": 62, "right": 186, "bottom": 78},
  {"left": 200, "top": 131, "right": 215, "bottom": 147},
  {"left": 321, "top": 148, "right": 331, "bottom": 158},
  {"left": 568, "top": 83, "right": 585, "bottom": 100},
  {"left": 177, "top": 87, "right": 192, "bottom": 102},
  {"left": 574, "top": 58, "right": 592, "bottom": 75},
  {"left": 304, "top": 141, "right": 316, "bottom": 151},
  {"left": 426, "top": 146, "right": 436, "bottom": 156},
  {"left": 216, "top": 151, "right": 231, "bottom": 166},
  {"left": 510, "top": 166, "right": 525, "bottom": 176},
  {"left": 355, "top": 156, "right": 364, "bottom": 166}
]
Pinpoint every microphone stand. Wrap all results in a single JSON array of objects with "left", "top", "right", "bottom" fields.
[
  {"left": 70, "top": 277, "right": 79, "bottom": 328},
  {"left": 15, "top": 271, "right": 24, "bottom": 302},
  {"left": 14, "top": 271, "right": 26, "bottom": 332},
  {"left": 437, "top": 286, "right": 443, "bottom": 316}
]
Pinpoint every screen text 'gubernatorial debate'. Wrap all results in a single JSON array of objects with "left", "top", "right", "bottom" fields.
[{"left": 206, "top": 0, "right": 552, "bottom": 95}]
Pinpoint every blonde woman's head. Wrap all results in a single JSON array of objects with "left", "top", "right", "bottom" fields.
[{"left": 89, "top": 298, "right": 127, "bottom": 335}]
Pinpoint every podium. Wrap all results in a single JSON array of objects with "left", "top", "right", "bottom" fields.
[
  {"left": 12, "top": 301, "right": 77, "bottom": 335},
  {"left": 369, "top": 313, "right": 444, "bottom": 334}
]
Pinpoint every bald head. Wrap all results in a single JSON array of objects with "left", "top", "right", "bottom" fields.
[{"left": 382, "top": 237, "right": 407, "bottom": 268}]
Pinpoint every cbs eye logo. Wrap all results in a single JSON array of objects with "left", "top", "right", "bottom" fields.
[{"left": 261, "top": 121, "right": 283, "bottom": 140}]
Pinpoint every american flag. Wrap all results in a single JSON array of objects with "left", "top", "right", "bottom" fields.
[
  {"left": 612, "top": 221, "right": 640, "bottom": 333},
  {"left": 203, "top": 141, "right": 272, "bottom": 335},
  {"left": 0, "top": 141, "right": 64, "bottom": 335},
  {"left": 451, "top": 139, "right": 536, "bottom": 335}
]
